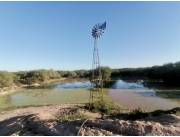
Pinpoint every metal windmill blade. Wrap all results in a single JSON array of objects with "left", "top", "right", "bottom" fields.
[{"left": 92, "top": 22, "right": 106, "bottom": 39}]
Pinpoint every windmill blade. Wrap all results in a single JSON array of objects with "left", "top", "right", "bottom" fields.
[{"left": 92, "top": 22, "right": 106, "bottom": 38}]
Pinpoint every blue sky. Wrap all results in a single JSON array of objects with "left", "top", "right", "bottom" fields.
[{"left": 0, "top": 2, "right": 180, "bottom": 71}]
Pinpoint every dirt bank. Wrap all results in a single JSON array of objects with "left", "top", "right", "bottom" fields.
[
  {"left": 0, "top": 105, "right": 179, "bottom": 136},
  {"left": 0, "top": 85, "right": 25, "bottom": 96},
  {"left": 0, "top": 78, "right": 70, "bottom": 97}
]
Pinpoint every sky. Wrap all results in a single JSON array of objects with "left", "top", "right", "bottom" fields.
[{"left": 0, "top": 1, "right": 180, "bottom": 71}]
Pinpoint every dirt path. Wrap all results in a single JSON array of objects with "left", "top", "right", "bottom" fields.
[{"left": 0, "top": 105, "right": 179, "bottom": 136}]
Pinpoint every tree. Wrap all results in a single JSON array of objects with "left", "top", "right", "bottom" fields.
[
  {"left": 0, "top": 71, "right": 15, "bottom": 87},
  {"left": 101, "top": 67, "right": 112, "bottom": 81}
]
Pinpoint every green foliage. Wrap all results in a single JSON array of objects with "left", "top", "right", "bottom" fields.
[
  {"left": 90, "top": 101, "right": 110, "bottom": 114},
  {"left": 89, "top": 67, "right": 112, "bottom": 87},
  {"left": 0, "top": 71, "right": 15, "bottom": 87},
  {"left": 57, "top": 112, "right": 88, "bottom": 123},
  {"left": 101, "top": 67, "right": 112, "bottom": 81},
  {"left": 90, "top": 67, "right": 112, "bottom": 81},
  {"left": 68, "top": 71, "right": 77, "bottom": 78},
  {"left": 111, "top": 61, "right": 180, "bottom": 86},
  {"left": 59, "top": 70, "right": 90, "bottom": 78},
  {"left": 59, "top": 71, "right": 77, "bottom": 78},
  {"left": 129, "top": 108, "right": 146, "bottom": 117},
  {"left": 75, "top": 70, "right": 90, "bottom": 78},
  {"left": 0, "top": 68, "right": 90, "bottom": 88},
  {"left": 1, "top": 61, "right": 180, "bottom": 88},
  {"left": 88, "top": 100, "right": 118, "bottom": 115},
  {"left": 17, "top": 69, "right": 61, "bottom": 85}
]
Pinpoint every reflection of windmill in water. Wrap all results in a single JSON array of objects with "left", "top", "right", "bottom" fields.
[{"left": 90, "top": 22, "right": 106, "bottom": 104}]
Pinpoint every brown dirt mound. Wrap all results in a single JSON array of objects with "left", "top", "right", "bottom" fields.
[{"left": 0, "top": 105, "right": 179, "bottom": 136}]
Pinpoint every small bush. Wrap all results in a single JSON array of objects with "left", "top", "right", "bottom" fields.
[
  {"left": 57, "top": 113, "right": 88, "bottom": 123},
  {"left": 127, "top": 108, "right": 148, "bottom": 120},
  {"left": 90, "top": 101, "right": 111, "bottom": 114},
  {"left": 109, "top": 107, "right": 148, "bottom": 120},
  {"left": 0, "top": 71, "right": 15, "bottom": 87},
  {"left": 87, "top": 100, "right": 121, "bottom": 116}
]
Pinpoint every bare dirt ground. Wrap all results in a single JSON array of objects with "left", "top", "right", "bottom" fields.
[{"left": 0, "top": 105, "right": 179, "bottom": 136}]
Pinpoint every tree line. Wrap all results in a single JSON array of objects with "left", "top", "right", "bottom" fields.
[
  {"left": 111, "top": 62, "right": 180, "bottom": 86},
  {"left": 0, "top": 61, "right": 180, "bottom": 88},
  {"left": 0, "top": 67, "right": 112, "bottom": 88}
]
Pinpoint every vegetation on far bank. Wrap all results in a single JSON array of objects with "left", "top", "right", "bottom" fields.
[
  {"left": 112, "top": 61, "right": 180, "bottom": 86},
  {"left": 0, "top": 67, "right": 111, "bottom": 89},
  {"left": 1, "top": 61, "right": 180, "bottom": 89}
]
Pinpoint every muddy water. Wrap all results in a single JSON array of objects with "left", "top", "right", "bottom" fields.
[
  {"left": 109, "top": 89, "right": 180, "bottom": 111},
  {"left": 0, "top": 80, "right": 179, "bottom": 112},
  {"left": 0, "top": 82, "right": 91, "bottom": 111},
  {"left": 109, "top": 80, "right": 180, "bottom": 111}
]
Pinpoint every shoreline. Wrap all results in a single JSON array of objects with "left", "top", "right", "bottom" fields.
[
  {"left": 0, "top": 78, "right": 71, "bottom": 97},
  {"left": 0, "top": 85, "right": 25, "bottom": 96},
  {"left": 0, "top": 78, "right": 89, "bottom": 97}
]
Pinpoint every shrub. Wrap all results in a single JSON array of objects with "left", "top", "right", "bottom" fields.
[
  {"left": 0, "top": 71, "right": 15, "bottom": 87},
  {"left": 87, "top": 100, "right": 119, "bottom": 115},
  {"left": 16, "top": 69, "right": 61, "bottom": 85},
  {"left": 57, "top": 113, "right": 88, "bottom": 123},
  {"left": 101, "top": 67, "right": 112, "bottom": 81}
]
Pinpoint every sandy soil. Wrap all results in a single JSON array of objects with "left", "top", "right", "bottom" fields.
[
  {"left": 0, "top": 85, "right": 22, "bottom": 96},
  {"left": 0, "top": 78, "right": 68, "bottom": 97},
  {"left": 0, "top": 105, "right": 179, "bottom": 136}
]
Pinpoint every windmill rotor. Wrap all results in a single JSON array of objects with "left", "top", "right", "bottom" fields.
[{"left": 92, "top": 22, "right": 106, "bottom": 39}]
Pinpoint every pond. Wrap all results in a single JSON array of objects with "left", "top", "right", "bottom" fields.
[{"left": 0, "top": 80, "right": 179, "bottom": 112}]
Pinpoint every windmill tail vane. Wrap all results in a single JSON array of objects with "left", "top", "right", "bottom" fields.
[{"left": 99, "top": 21, "right": 106, "bottom": 30}]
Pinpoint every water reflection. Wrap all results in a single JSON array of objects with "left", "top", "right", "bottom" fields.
[
  {"left": 109, "top": 89, "right": 180, "bottom": 111},
  {"left": 6, "top": 89, "right": 90, "bottom": 108},
  {"left": 0, "top": 82, "right": 92, "bottom": 111},
  {"left": 55, "top": 81, "right": 92, "bottom": 89},
  {"left": 111, "top": 79, "right": 180, "bottom": 98},
  {"left": 112, "top": 80, "right": 145, "bottom": 89},
  {"left": 0, "top": 79, "right": 179, "bottom": 112},
  {"left": 109, "top": 79, "right": 180, "bottom": 111},
  {"left": 19, "top": 89, "right": 54, "bottom": 97}
]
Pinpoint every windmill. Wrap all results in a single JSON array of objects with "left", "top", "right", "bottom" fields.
[{"left": 90, "top": 22, "right": 106, "bottom": 104}]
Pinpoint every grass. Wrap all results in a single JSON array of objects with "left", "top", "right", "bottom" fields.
[
  {"left": 57, "top": 112, "right": 88, "bottom": 123},
  {"left": 156, "top": 90, "right": 180, "bottom": 98},
  {"left": 87, "top": 100, "right": 123, "bottom": 115},
  {"left": 85, "top": 90, "right": 123, "bottom": 117}
]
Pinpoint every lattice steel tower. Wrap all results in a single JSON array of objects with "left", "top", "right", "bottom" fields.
[{"left": 90, "top": 22, "right": 106, "bottom": 104}]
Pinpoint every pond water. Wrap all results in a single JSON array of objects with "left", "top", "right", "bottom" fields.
[
  {"left": 110, "top": 80, "right": 180, "bottom": 111},
  {"left": 0, "top": 80, "right": 179, "bottom": 112}
]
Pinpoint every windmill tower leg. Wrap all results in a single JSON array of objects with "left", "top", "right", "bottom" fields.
[{"left": 90, "top": 38, "right": 103, "bottom": 105}]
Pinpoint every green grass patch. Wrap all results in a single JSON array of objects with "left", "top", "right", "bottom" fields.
[
  {"left": 85, "top": 90, "right": 123, "bottom": 116},
  {"left": 57, "top": 112, "right": 88, "bottom": 123}
]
